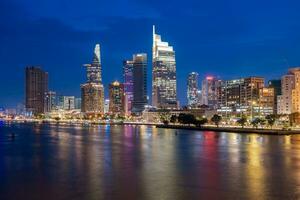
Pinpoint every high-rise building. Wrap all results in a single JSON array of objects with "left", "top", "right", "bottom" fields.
[
  {"left": 201, "top": 76, "right": 220, "bottom": 109},
  {"left": 56, "top": 95, "right": 75, "bottom": 110},
  {"left": 104, "top": 99, "right": 110, "bottom": 113},
  {"left": 104, "top": 99, "right": 109, "bottom": 113},
  {"left": 81, "top": 44, "right": 104, "bottom": 114},
  {"left": 75, "top": 98, "right": 81, "bottom": 110},
  {"left": 132, "top": 53, "right": 148, "bottom": 114},
  {"left": 152, "top": 25, "right": 177, "bottom": 109},
  {"left": 63, "top": 96, "right": 75, "bottom": 110},
  {"left": 197, "top": 90, "right": 202, "bottom": 105},
  {"left": 268, "top": 79, "right": 281, "bottom": 114},
  {"left": 217, "top": 77, "right": 264, "bottom": 117},
  {"left": 258, "top": 87, "right": 275, "bottom": 116},
  {"left": 277, "top": 74, "right": 294, "bottom": 114},
  {"left": 109, "top": 81, "right": 125, "bottom": 114},
  {"left": 277, "top": 68, "right": 300, "bottom": 114},
  {"left": 25, "top": 66, "right": 48, "bottom": 115},
  {"left": 291, "top": 68, "right": 300, "bottom": 113},
  {"left": 123, "top": 60, "right": 134, "bottom": 114},
  {"left": 45, "top": 91, "right": 56, "bottom": 112},
  {"left": 187, "top": 72, "right": 199, "bottom": 107},
  {"left": 277, "top": 68, "right": 300, "bottom": 115}
]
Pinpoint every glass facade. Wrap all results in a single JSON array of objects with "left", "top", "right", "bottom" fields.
[
  {"left": 123, "top": 60, "right": 134, "bottom": 114},
  {"left": 81, "top": 44, "right": 104, "bottom": 114},
  {"left": 152, "top": 26, "right": 177, "bottom": 109},
  {"left": 132, "top": 54, "right": 147, "bottom": 114},
  {"left": 201, "top": 76, "right": 220, "bottom": 109},
  {"left": 109, "top": 81, "right": 125, "bottom": 114},
  {"left": 25, "top": 66, "right": 48, "bottom": 115},
  {"left": 187, "top": 72, "right": 199, "bottom": 107}
]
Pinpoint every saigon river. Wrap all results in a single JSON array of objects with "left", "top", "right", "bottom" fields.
[{"left": 1, "top": 122, "right": 300, "bottom": 199}]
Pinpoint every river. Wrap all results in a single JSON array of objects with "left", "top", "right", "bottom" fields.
[{"left": 1, "top": 122, "right": 300, "bottom": 199}]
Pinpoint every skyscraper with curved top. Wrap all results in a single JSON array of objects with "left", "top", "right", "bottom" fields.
[
  {"left": 81, "top": 44, "right": 104, "bottom": 115},
  {"left": 152, "top": 25, "right": 177, "bottom": 109}
]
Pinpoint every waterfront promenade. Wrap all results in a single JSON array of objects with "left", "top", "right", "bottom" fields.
[{"left": 157, "top": 124, "right": 300, "bottom": 135}]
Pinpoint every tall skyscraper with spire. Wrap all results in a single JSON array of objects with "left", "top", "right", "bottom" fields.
[
  {"left": 152, "top": 25, "right": 177, "bottom": 109},
  {"left": 81, "top": 44, "right": 104, "bottom": 115}
]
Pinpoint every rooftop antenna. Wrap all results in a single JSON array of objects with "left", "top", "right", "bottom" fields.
[{"left": 153, "top": 25, "right": 155, "bottom": 36}]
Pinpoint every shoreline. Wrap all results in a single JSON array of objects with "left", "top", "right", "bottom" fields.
[
  {"left": 2, "top": 119, "right": 300, "bottom": 135},
  {"left": 156, "top": 124, "right": 300, "bottom": 135}
]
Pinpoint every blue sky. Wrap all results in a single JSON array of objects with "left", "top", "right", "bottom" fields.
[{"left": 0, "top": 0, "right": 300, "bottom": 107}]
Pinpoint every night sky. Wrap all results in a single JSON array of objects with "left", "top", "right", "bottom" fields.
[{"left": 1, "top": 0, "right": 300, "bottom": 108}]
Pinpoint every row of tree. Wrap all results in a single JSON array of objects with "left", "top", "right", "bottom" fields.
[{"left": 161, "top": 112, "right": 280, "bottom": 129}]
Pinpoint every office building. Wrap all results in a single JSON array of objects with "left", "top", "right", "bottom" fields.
[
  {"left": 109, "top": 81, "right": 125, "bottom": 114},
  {"left": 45, "top": 91, "right": 56, "bottom": 112},
  {"left": 132, "top": 53, "right": 148, "bottom": 114},
  {"left": 202, "top": 76, "right": 220, "bottom": 109},
  {"left": 104, "top": 99, "right": 110, "bottom": 113},
  {"left": 217, "top": 77, "right": 264, "bottom": 117},
  {"left": 268, "top": 79, "right": 281, "bottom": 114},
  {"left": 75, "top": 98, "right": 81, "bottom": 110},
  {"left": 187, "top": 72, "right": 199, "bottom": 107},
  {"left": 277, "top": 68, "right": 300, "bottom": 114},
  {"left": 152, "top": 25, "right": 177, "bottom": 109},
  {"left": 258, "top": 87, "right": 275, "bottom": 116},
  {"left": 63, "top": 96, "right": 75, "bottom": 110},
  {"left": 81, "top": 44, "right": 104, "bottom": 114},
  {"left": 123, "top": 60, "right": 134, "bottom": 114},
  {"left": 25, "top": 66, "right": 48, "bottom": 115},
  {"left": 291, "top": 68, "right": 300, "bottom": 113}
]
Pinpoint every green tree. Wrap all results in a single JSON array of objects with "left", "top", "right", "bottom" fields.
[
  {"left": 260, "top": 118, "right": 266, "bottom": 128},
  {"left": 251, "top": 118, "right": 261, "bottom": 129},
  {"left": 178, "top": 113, "right": 196, "bottom": 125},
  {"left": 265, "top": 114, "right": 276, "bottom": 129},
  {"left": 211, "top": 114, "right": 222, "bottom": 127},
  {"left": 237, "top": 115, "right": 247, "bottom": 128},
  {"left": 170, "top": 115, "right": 177, "bottom": 124},
  {"left": 159, "top": 110, "right": 171, "bottom": 124},
  {"left": 193, "top": 117, "right": 208, "bottom": 128}
]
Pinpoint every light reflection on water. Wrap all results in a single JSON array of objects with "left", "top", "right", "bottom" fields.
[{"left": 1, "top": 123, "right": 300, "bottom": 199}]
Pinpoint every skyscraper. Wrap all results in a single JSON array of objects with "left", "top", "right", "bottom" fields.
[
  {"left": 277, "top": 68, "right": 300, "bottom": 114},
  {"left": 277, "top": 74, "right": 294, "bottom": 114},
  {"left": 268, "top": 79, "right": 281, "bottom": 114},
  {"left": 152, "top": 25, "right": 177, "bottom": 109},
  {"left": 187, "top": 72, "right": 199, "bottom": 107},
  {"left": 45, "top": 91, "right": 56, "bottom": 112},
  {"left": 25, "top": 66, "right": 48, "bottom": 115},
  {"left": 132, "top": 54, "right": 148, "bottom": 114},
  {"left": 201, "top": 76, "right": 220, "bottom": 109},
  {"left": 75, "top": 98, "right": 81, "bottom": 110},
  {"left": 81, "top": 44, "right": 104, "bottom": 114},
  {"left": 62, "top": 96, "right": 75, "bottom": 110},
  {"left": 123, "top": 60, "right": 134, "bottom": 114},
  {"left": 109, "top": 81, "right": 125, "bottom": 114}
]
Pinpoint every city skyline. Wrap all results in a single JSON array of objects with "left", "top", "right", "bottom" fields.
[{"left": 1, "top": 0, "right": 300, "bottom": 108}]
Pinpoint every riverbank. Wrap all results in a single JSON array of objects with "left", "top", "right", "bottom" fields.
[
  {"left": 156, "top": 124, "right": 300, "bottom": 135},
  {"left": 0, "top": 119, "right": 160, "bottom": 126}
]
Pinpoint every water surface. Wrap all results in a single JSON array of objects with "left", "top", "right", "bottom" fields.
[{"left": 1, "top": 122, "right": 300, "bottom": 199}]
